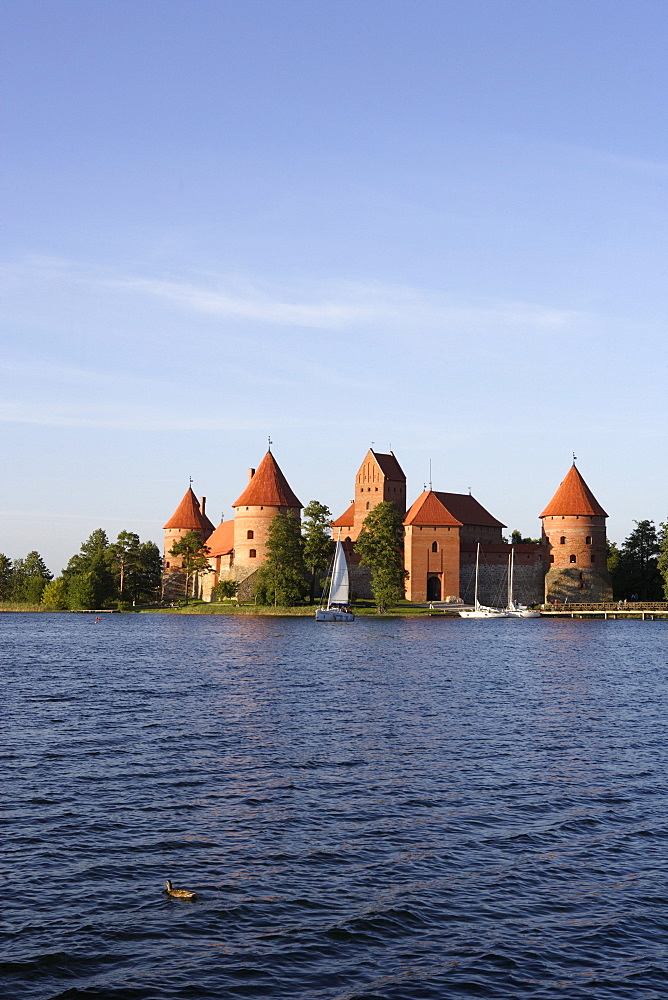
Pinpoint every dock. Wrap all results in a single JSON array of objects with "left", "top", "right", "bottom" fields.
[{"left": 540, "top": 602, "right": 668, "bottom": 620}]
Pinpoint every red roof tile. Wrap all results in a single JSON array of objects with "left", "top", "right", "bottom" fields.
[
  {"left": 163, "top": 487, "right": 215, "bottom": 533},
  {"left": 371, "top": 450, "right": 406, "bottom": 481},
  {"left": 404, "top": 491, "right": 463, "bottom": 526},
  {"left": 332, "top": 501, "right": 355, "bottom": 528},
  {"left": 540, "top": 465, "right": 608, "bottom": 518},
  {"left": 233, "top": 451, "right": 302, "bottom": 509},
  {"left": 431, "top": 492, "right": 505, "bottom": 528},
  {"left": 206, "top": 519, "right": 234, "bottom": 557}
]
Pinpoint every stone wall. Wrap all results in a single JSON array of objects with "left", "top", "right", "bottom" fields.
[
  {"left": 544, "top": 566, "right": 612, "bottom": 603},
  {"left": 460, "top": 562, "right": 545, "bottom": 607}
]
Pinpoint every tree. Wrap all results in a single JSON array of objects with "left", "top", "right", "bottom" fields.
[
  {"left": 67, "top": 551, "right": 116, "bottom": 609},
  {"left": 21, "top": 551, "right": 53, "bottom": 603},
  {"left": 658, "top": 522, "right": 668, "bottom": 600},
  {"left": 356, "top": 501, "right": 407, "bottom": 612},
  {"left": 254, "top": 512, "right": 308, "bottom": 607},
  {"left": 302, "top": 500, "right": 334, "bottom": 603},
  {"left": 41, "top": 577, "right": 69, "bottom": 610},
  {"left": 133, "top": 541, "right": 162, "bottom": 603},
  {"left": 511, "top": 530, "right": 540, "bottom": 545},
  {"left": 611, "top": 520, "right": 662, "bottom": 600},
  {"left": 8, "top": 551, "right": 52, "bottom": 603},
  {"left": 212, "top": 579, "right": 239, "bottom": 600},
  {"left": 0, "top": 554, "right": 12, "bottom": 600},
  {"left": 169, "top": 531, "right": 211, "bottom": 601},
  {"left": 63, "top": 529, "right": 110, "bottom": 580},
  {"left": 108, "top": 531, "right": 141, "bottom": 596}
]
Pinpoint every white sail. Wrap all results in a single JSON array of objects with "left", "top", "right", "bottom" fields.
[{"left": 328, "top": 540, "right": 349, "bottom": 606}]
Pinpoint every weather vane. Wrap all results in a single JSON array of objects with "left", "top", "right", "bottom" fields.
[
  {"left": 189, "top": 476, "right": 193, "bottom": 486},
  {"left": 573, "top": 452, "right": 577, "bottom": 464},
  {"left": 268, "top": 435, "right": 272, "bottom": 452}
]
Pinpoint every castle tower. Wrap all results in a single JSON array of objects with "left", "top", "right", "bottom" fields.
[
  {"left": 162, "top": 487, "right": 215, "bottom": 599},
  {"left": 540, "top": 463, "right": 612, "bottom": 602},
  {"left": 403, "top": 491, "right": 462, "bottom": 602},
  {"left": 232, "top": 450, "right": 302, "bottom": 572},
  {"left": 349, "top": 449, "right": 406, "bottom": 540}
]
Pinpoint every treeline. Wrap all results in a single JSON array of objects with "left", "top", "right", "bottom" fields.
[
  {"left": 0, "top": 529, "right": 162, "bottom": 609},
  {"left": 608, "top": 519, "right": 668, "bottom": 601}
]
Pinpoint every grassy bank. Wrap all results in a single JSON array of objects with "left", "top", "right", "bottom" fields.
[{"left": 144, "top": 600, "right": 459, "bottom": 617}]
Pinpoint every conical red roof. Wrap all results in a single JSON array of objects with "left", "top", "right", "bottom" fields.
[
  {"left": 163, "top": 487, "right": 215, "bottom": 532},
  {"left": 540, "top": 465, "right": 608, "bottom": 518},
  {"left": 233, "top": 451, "right": 301, "bottom": 509}
]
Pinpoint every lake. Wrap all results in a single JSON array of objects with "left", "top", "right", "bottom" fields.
[{"left": 2, "top": 612, "right": 667, "bottom": 999}]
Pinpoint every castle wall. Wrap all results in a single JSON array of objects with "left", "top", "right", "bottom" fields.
[
  {"left": 541, "top": 513, "right": 611, "bottom": 603},
  {"left": 544, "top": 567, "right": 612, "bottom": 603},
  {"left": 459, "top": 562, "right": 545, "bottom": 607},
  {"left": 233, "top": 504, "right": 300, "bottom": 570}
]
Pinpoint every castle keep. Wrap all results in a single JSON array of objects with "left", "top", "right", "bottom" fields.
[{"left": 162, "top": 448, "right": 612, "bottom": 605}]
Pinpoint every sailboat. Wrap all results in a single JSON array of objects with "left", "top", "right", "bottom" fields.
[
  {"left": 505, "top": 549, "right": 541, "bottom": 617},
  {"left": 459, "top": 542, "right": 509, "bottom": 618},
  {"left": 315, "top": 539, "right": 355, "bottom": 622}
]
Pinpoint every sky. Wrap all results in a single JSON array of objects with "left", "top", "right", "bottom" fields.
[{"left": 1, "top": 0, "right": 666, "bottom": 574}]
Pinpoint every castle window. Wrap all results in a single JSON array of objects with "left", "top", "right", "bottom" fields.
[
  {"left": 570, "top": 554, "right": 577, "bottom": 563},
  {"left": 586, "top": 536, "right": 592, "bottom": 545},
  {"left": 560, "top": 536, "right": 566, "bottom": 545},
  {"left": 375, "top": 487, "right": 378, "bottom": 491},
  {"left": 366, "top": 502, "right": 370, "bottom": 510},
  {"left": 550, "top": 555, "right": 554, "bottom": 563},
  {"left": 249, "top": 549, "right": 256, "bottom": 558},
  {"left": 247, "top": 530, "right": 254, "bottom": 539},
  {"left": 432, "top": 542, "right": 438, "bottom": 552},
  {"left": 579, "top": 572, "right": 584, "bottom": 580},
  {"left": 165, "top": 561, "right": 170, "bottom": 568}
]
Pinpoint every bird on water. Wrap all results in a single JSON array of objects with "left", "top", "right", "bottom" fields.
[{"left": 165, "top": 880, "right": 196, "bottom": 899}]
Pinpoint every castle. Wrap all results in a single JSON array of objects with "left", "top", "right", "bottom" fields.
[{"left": 162, "top": 447, "right": 613, "bottom": 605}]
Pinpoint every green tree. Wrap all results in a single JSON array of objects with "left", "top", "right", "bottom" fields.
[
  {"left": 511, "top": 529, "right": 540, "bottom": 545},
  {"left": 109, "top": 531, "right": 141, "bottom": 596},
  {"left": 356, "top": 501, "right": 407, "bottom": 612},
  {"left": 41, "top": 577, "right": 69, "bottom": 610},
  {"left": 611, "top": 520, "right": 662, "bottom": 600},
  {"left": 302, "top": 500, "right": 334, "bottom": 603},
  {"left": 254, "top": 512, "right": 307, "bottom": 607},
  {"left": 657, "top": 521, "right": 668, "bottom": 600},
  {"left": 0, "top": 554, "right": 12, "bottom": 600},
  {"left": 63, "top": 529, "right": 110, "bottom": 579},
  {"left": 133, "top": 541, "right": 162, "bottom": 603},
  {"left": 8, "top": 551, "right": 52, "bottom": 603},
  {"left": 169, "top": 531, "right": 211, "bottom": 601},
  {"left": 67, "top": 551, "right": 116, "bottom": 609},
  {"left": 212, "top": 578, "right": 239, "bottom": 600},
  {"left": 606, "top": 540, "right": 621, "bottom": 576}
]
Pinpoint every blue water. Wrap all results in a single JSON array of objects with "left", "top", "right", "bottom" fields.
[{"left": 2, "top": 612, "right": 668, "bottom": 999}]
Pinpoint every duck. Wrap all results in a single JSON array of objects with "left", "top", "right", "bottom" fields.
[{"left": 165, "top": 879, "right": 196, "bottom": 899}]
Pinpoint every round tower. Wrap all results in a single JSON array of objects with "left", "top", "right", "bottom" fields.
[
  {"left": 540, "top": 463, "right": 612, "bottom": 603},
  {"left": 162, "top": 487, "right": 215, "bottom": 599},
  {"left": 232, "top": 451, "right": 302, "bottom": 573}
]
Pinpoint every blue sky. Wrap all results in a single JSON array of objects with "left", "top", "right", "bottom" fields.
[{"left": 2, "top": 0, "right": 666, "bottom": 573}]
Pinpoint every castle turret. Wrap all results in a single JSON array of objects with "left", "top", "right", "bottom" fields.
[
  {"left": 232, "top": 450, "right": 302, "bottom": 570},
  {"left": 540, "top": 463, "right": 612, "bottom": 602},
  {"left": 162, "top": 487, "right": 215, "bottom": 598}
]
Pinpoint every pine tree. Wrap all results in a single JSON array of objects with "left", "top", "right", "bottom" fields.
[
  {"left": 254, "top": 512, "right": 307, "bottom": 607},
  {"left": 109, "top": 531, "right": 141, "bottom": 596},
  {"left": 611, "top": 520, "right": 662, "bottom": 600},
  {"left": 302, "top": 500, "right": 334, "bottom": 603},
  {"left": 356, "top": 502, "right": 407, "bottom": 612}
]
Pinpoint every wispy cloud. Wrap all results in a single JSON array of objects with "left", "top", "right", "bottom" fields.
[{"left": 3, "top": 256, "right": 583, "bottom": 335}]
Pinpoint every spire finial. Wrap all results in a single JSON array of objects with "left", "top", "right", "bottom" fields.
[
  {"left": 572, "top": 452, "right": 577, "bottom": 465},
  {"left": 429, "top": 459, "right": 432, "bottom": 492},
  {"left": 268, "top": 435, "right": 272, "bottom": 452},
  {"left": 468, "top": 486, "right": 472, "bottom": 495},
  {"left": 189, "top": 476, "right": 193, "bottom": 487}
]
